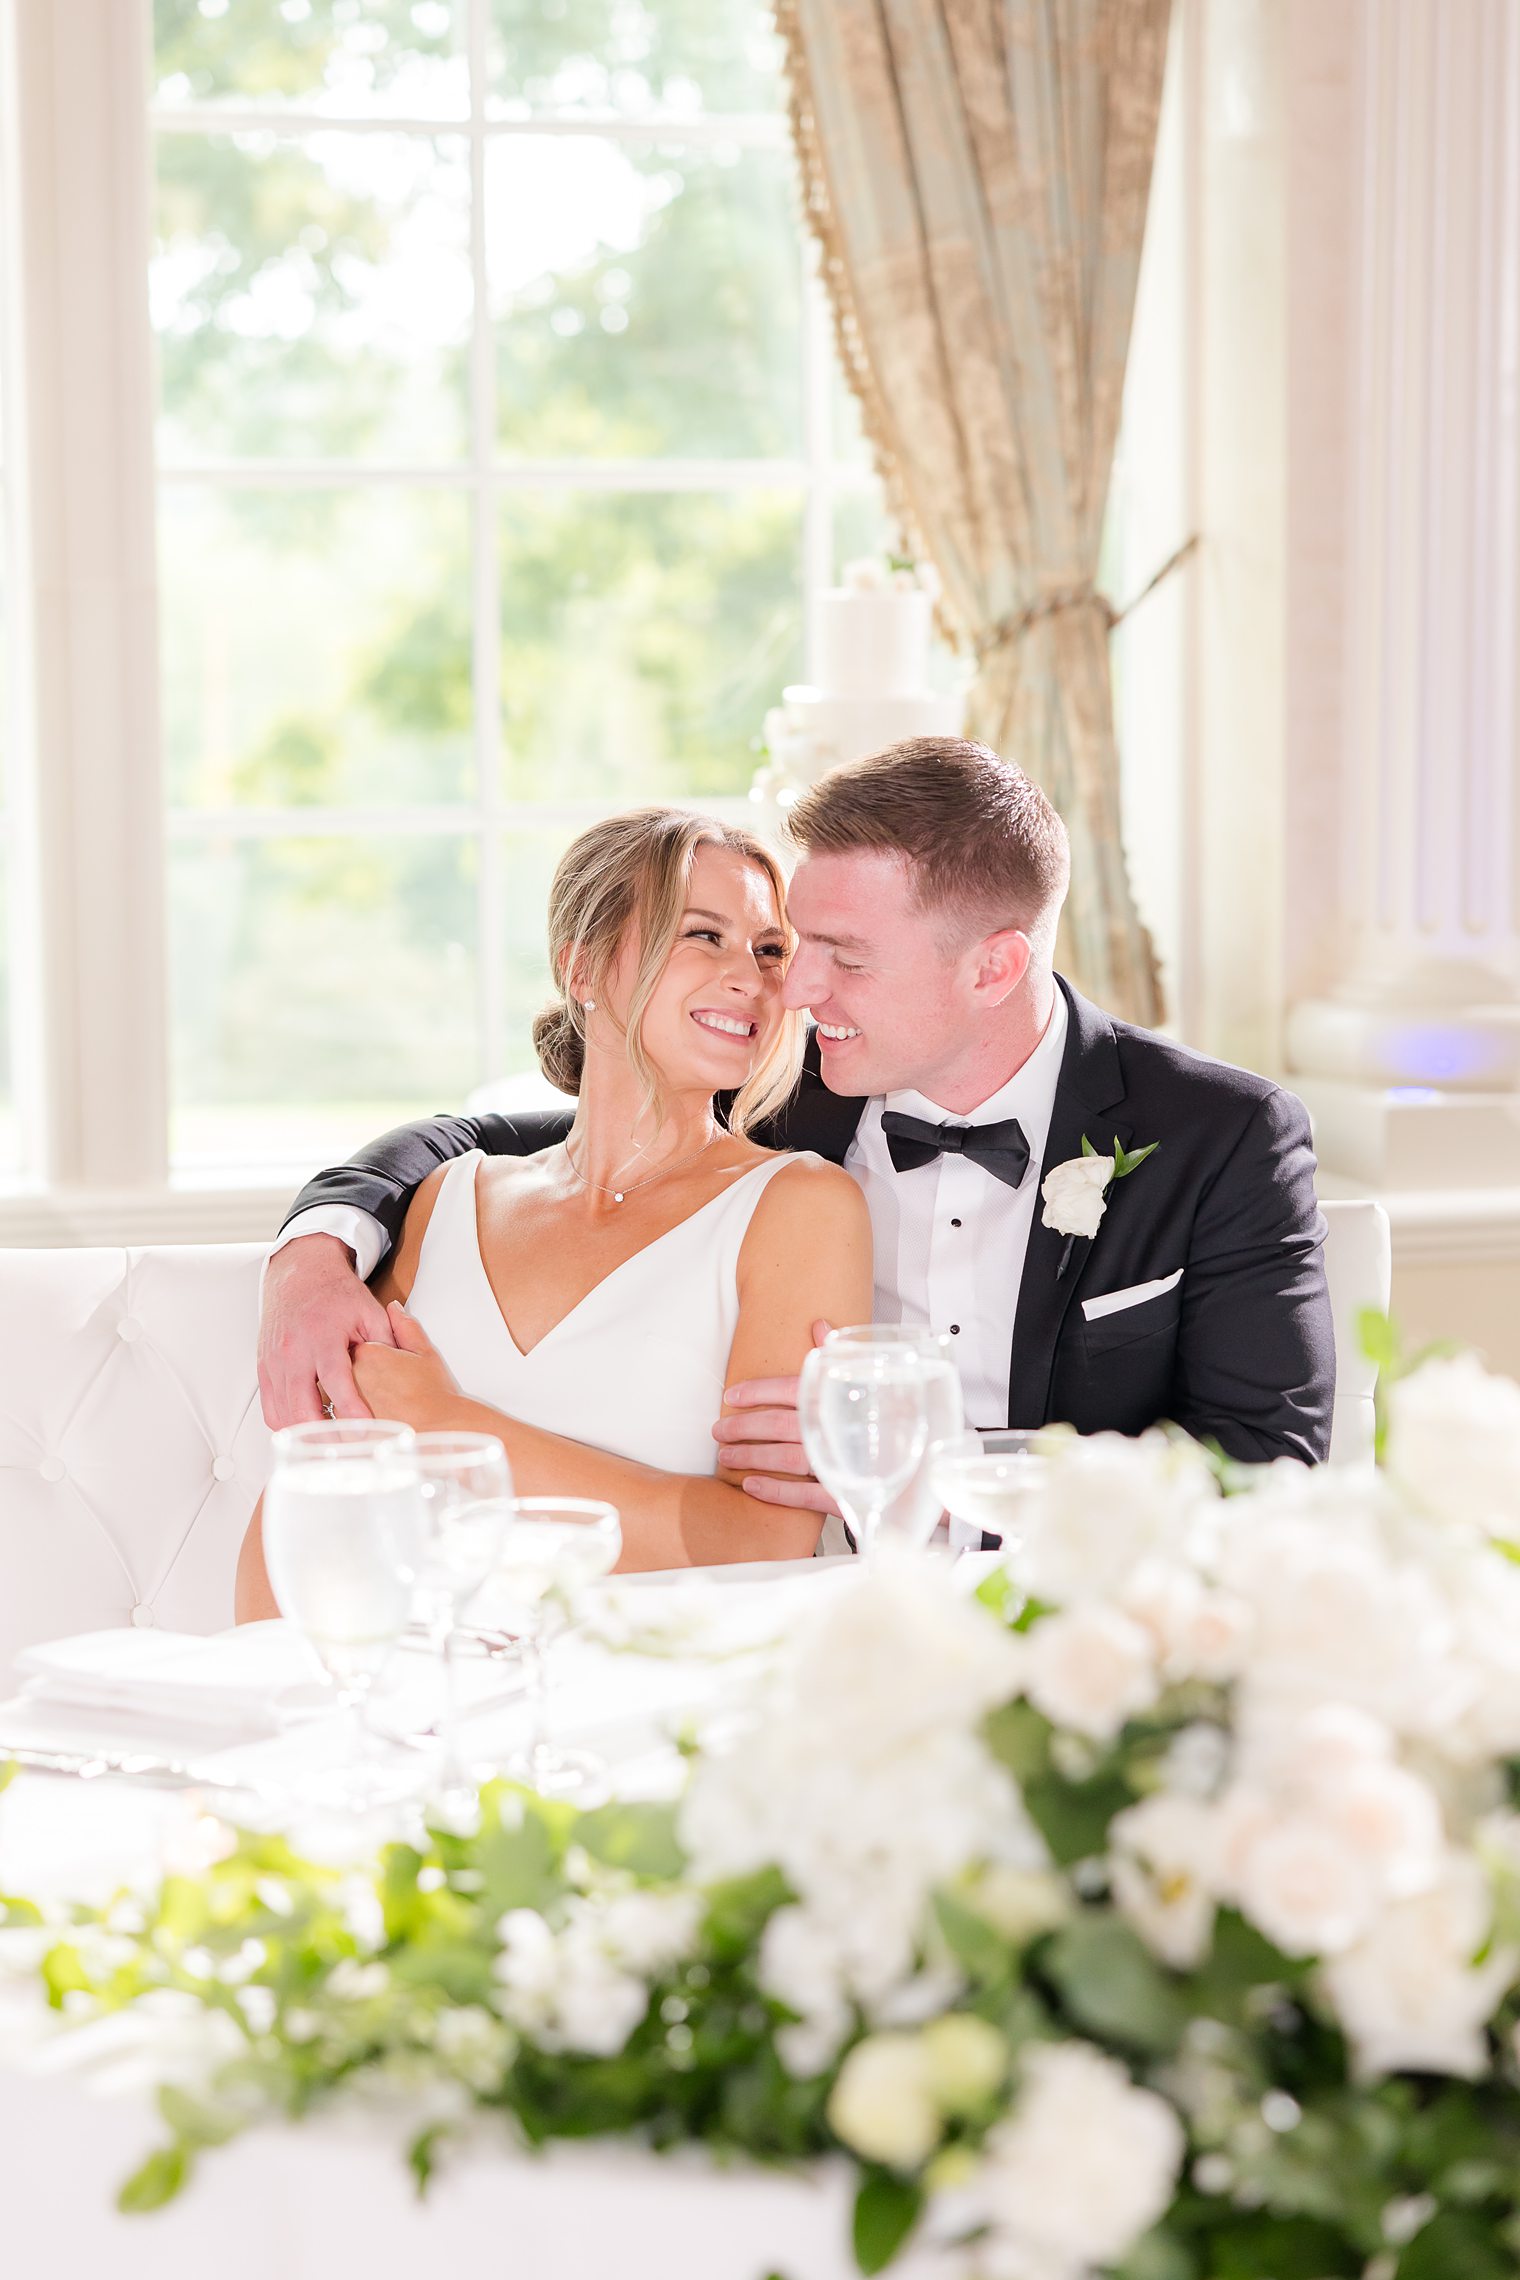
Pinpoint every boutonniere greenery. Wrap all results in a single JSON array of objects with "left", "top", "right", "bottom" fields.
[{"left": 1042, "top": 1135, "right": 1159, "bottom": 1274}]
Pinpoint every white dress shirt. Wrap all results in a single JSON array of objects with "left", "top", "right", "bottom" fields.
[
  {"left": 275, "top": 994, "right": 1070, "bottom": 1432},
  {"left": 843, "top": 989, "right": 1068, "bottom": 1428}
]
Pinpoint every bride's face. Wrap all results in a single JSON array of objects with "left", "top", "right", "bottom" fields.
[{"left": 605, "top": 843, "right": 790, "bottom": 1095}]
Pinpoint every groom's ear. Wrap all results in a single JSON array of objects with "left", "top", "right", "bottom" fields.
[{"left": 970, "top": 926, "right": 1033, "bottom": 1006}]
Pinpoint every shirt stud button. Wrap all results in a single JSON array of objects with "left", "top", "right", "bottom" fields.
[
  {"left": 212, "top": 1455, "right": 235, "bottom": 1482},
  {"left": 131, "top": 1603, "right": 155, "bottom": 1628},
  {"left": 949, "top": 1324, "right": 961, "bottom": 1335},
  {"left": 39, "top": 1456, "right": 65, "bottom": 1483},
  {"left": 950, "top": 1218, "right": 962, "bottom": 1228},
  {"left": 117, "top": 1317, "right": 142, "bottom": 1343}
]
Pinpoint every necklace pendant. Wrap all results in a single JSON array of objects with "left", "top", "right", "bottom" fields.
[{"left": 613, "top": 1192, "right": 624, "bottom": 1204}]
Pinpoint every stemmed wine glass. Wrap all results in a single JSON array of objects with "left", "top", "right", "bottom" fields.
[
  {"left": 486, "top": 1498, "right": 623, "bottom": 1801},
  {"left": 261, "top": 1418, "right": 424, "bottom": 1809},
  {"left": 823, "top": 1325, "right": 965, "bottom": 1546},
  {"left": 409, "top": 1432, "right": 513, "bottom": 1791},
  {"left": 932, "top": 1429, "right": 1045, "bottom": 1555},
  {"left": 798, "top": 1345, "right": 930, "bottom": 1555}
]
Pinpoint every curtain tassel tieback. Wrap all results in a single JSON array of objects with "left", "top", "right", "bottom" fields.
[{"left": 972, "top": 533, "right": 1200, "bottom": 666}]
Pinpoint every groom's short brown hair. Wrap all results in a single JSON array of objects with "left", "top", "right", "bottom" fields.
[{"left": 784, "top": 737, "right": 1070, "bottom": 953}]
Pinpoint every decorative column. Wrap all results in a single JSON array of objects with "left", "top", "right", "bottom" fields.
[{"left": 1286, "top": 0, "right": 1520, "bottom": 1187}]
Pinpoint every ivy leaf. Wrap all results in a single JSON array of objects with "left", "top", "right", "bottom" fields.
[
  {"left": 472, "top": 1813, "right": 561, "bottom": 1917},
  {"left": 408, "top": 2123, "right": 449, "bottom": 2196},
  {"left": 852, "top": 2172, "right": 923, "bottom": 2275},
  {"left": 157, "top": 2085, "right": 241, "bottom": 2150},
  {"left": 1022, "top": 1767, "right": 1132, "bottom": 1867},
  {"left": 932, "top": 1892, "right": 1011, "bottom": 1985},
  {"left": 981, "top": 1699, "right": 1052, "bottom": 1784},
  {"left": 1042, "top": 1916, "right": 1186, "bottom": 2056},
  {"left": 41, "top": 1942, "right": 92, "bottom": 2007},
  {"left": 117, "top": 2145, "right": 191, "bottom": 2214},
  {"left": 574, "top": 1801, "right": 685, "bottom": 1882}
]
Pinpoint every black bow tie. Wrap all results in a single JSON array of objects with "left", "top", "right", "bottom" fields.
[{"left": 879, "top": 1109, "right": 1031, "bottom": 1191}]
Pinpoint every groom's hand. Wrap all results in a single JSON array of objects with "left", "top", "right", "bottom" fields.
[
  {"left": 714, "top": 1318, "right": 841, "bottom": 1517},
  {"left": 258, "top": 1233, "right": 396, "bottom": 1429}
]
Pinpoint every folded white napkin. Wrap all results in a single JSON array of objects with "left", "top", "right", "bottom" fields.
[{"left": 15, "top": 1623, "right": 330, "bottom": 1741}]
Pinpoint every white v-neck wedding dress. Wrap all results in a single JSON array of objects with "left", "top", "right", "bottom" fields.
[{"left": 405, "top": 1147, "right": 818, "bottom": 1476}]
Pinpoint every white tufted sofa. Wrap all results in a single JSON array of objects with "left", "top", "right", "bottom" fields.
[
  {"left": 0, "top": 1204, "right": 1392, "bottom": 1685},
  {"left": 0, "top": 1244, "right": 270, "bottom": 1685}
]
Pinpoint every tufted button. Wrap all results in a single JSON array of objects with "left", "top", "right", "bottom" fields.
[
  {"left": 130, "top": 1603, "right": 155, "bottom": 1628},
  {"left": 211, "top": 1454, "right": 235, "bottom": 1482},
  {"left": 38, "top": 1456, "right": 65, "bottom": 1483},
  {"left": 117, "top": 1316, "right": 142, "bottom": 1343}
]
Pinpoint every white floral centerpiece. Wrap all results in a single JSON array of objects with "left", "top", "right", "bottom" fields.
[{"left": 5, "top": 1336, "right": 1520, "bottom": 2276}]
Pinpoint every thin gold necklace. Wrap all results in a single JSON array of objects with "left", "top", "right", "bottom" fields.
[{"left": 563, "top": 1127, "right": 721, "bottom": 1205}]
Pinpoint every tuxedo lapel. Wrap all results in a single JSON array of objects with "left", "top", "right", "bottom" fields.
[{"left": 1006, "top": 979, "right": 1132, "bottom": 1428}]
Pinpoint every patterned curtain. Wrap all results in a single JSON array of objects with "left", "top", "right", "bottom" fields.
[{"left": 777, "top": 0, "right": 1172, "bottom": 1026}]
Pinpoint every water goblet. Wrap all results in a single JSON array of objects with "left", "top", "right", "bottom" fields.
[
  {"left": 485, "top": 1498, "right": 623, "bottom": 1801},
  {"left": 409, "top": 1431, "right": 513, "bottom": 1791},
  {"left": 932, "top": 1429, "right": 1045, "bottom": 1556},
  {"left": 799, "top": 1346, "right": 930, "bottom": 1555},
  {"left": 261, "top": 1418, "right": 424, "bottom": 1809},
  {"left": 824, "top": 1325, "right": 965, "bottom": 1546}
]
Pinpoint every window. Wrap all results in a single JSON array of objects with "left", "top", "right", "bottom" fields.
[{"left": 151, "top": 0, "right": 888, "bottom": 1173}]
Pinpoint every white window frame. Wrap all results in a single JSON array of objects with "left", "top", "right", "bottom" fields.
[{"left": 0, "top": 0, "right": 875, "bottom": 1242}]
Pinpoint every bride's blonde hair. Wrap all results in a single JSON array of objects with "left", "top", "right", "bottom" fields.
[{"left": 531, "top": 807, "right": 803, "bottom": 1136}]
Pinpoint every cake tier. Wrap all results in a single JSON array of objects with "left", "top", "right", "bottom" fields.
[
  {"left": 779, "top": 686, "right": 964, "bottom": 779},
  {"left": 814, "top": 587, "right": 934, "bottom": 699}
]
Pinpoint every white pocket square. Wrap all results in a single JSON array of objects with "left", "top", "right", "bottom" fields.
[{"left": 1082, "top": 1268, "right": 1184, "bottom": 1322}]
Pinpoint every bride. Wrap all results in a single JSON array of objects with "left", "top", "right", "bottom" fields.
[{"left": 235, "top": 805, "right": 870, "bottom": 1611}]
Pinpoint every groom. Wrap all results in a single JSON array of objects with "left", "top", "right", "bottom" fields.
[{"left": 258, "top": 741, "right": 1335, "bottom": 1497}]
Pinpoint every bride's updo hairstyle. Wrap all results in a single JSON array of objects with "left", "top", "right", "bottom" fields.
[{"left": 531, "top": 806, "right": 803, "bottom": 1136}]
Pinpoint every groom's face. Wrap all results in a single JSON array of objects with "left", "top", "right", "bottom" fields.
[{"left": 784, "top": 849, "right": 985, "bottom": 1099}]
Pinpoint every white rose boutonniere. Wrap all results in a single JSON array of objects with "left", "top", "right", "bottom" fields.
[{"left": 1042, "top": 1135, "right": 1159, "bottom": 1273}]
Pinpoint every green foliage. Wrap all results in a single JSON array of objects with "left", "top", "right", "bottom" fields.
[
  {"left": 852, "top": 2173, "right": 923, "bottom": 2275},
  {"left": 1041, "top": 1916, "right": 1186, "bottom": 2058}
]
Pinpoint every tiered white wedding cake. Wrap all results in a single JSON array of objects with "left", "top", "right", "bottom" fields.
[{"left": 750, "top": 556, "right": 965, "bottom": 836}]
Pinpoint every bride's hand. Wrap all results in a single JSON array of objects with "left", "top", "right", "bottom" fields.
[{"left": 352, "top": 1302, "right": 462, "bottom": 1428}]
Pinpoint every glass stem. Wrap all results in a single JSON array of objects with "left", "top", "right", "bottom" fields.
[
  {"left": 520, "top": 1626, "right": 547, "bottom": 1780},
  {"left": 439, "top": 1622, "right": 463, "bottom": 1788}
]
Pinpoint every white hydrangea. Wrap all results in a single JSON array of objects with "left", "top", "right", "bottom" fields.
[
  {"left": 1384, "top": 1352, "right": 1520, "bottom": 1542},
  {"left": 969, "top": 2041, "right": 1184, "bottom": 2277},
  {"left": 682, "top": 1556, "right": 1036, "bottom": 2072},
  {"left": 491, "top": 1888, "right": 699, "bottom": 2059}
]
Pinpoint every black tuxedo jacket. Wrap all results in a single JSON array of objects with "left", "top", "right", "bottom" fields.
[{"left": 285, "top": 978, "right": 1335, "bottom": 1465}]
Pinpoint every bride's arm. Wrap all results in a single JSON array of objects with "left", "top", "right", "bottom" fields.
[{"left": 362, "top": 1159, "right": 871, "bottom": 1571}]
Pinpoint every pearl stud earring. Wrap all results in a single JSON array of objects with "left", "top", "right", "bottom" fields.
[{"left": 582, "top": 999, "right": 595, "bottom": 1013}]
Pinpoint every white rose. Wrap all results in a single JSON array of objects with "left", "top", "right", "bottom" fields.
[
  {"left": 973, "top": 2041, "right": 1184, "bottom": 2273},
  {"left": 1322, "top": 1852, "right": 1517, "bottom": 2079},
  {"left": 1040, "top": 1153, "right": 1113, "bottom": 1239},
  {"left": 1110, "top": 1793, "right": 1217, "bottom": 1969},
  {"left": 1122, "top": 1561, "right": 1252, "bottom": 1683},
  {"left": 1385, "top": 1352, "right": 1520, "bottom": 1541},
  {"left": 827, "top": 2031, "right": 941, "bottom": 2168},
  {"left": 1225, "top": 1806, "right": 1378, "bottom": 1957},
  {"left": 1025, "top": 1605, "right": 1159, "bottom": 1742}
]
